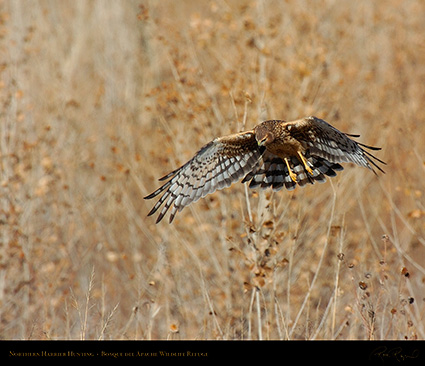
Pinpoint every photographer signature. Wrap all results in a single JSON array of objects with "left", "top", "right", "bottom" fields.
[{"left": 370, "top": 346, "right": 420, "bottom": 363}]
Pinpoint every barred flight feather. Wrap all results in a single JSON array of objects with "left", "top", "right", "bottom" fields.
[
  {"left": 145, "top": 132, "right": 263, "bottom": 223},
  {"left": 242, "top": 154, "right": 344, "bottom": 192}
]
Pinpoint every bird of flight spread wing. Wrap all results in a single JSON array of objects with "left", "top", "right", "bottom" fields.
[
  {"left": 144, "top": 131, "right": 264, "bottom": 223},
  {"left": 288, "top": 116, "right": 385, "bottom": 174}
]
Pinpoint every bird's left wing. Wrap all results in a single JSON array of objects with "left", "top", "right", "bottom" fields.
[
  {"left": 288, "top": 116, "right": 386, "bottom": 174},
  {"left": 144, "top": 131, "right": 264, "bottom": 223}
]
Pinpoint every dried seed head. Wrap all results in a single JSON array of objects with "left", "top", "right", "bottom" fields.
[
  {"left": 359, "top": 281, "right": 368, "bottom": 290},
  {"left": 169, "top": 323, "right": 179, "bottom": 333},
  {"left": 401, "top": 267, "right": 410, "bottom": 278}
]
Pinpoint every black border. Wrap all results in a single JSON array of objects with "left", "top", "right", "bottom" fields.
[{"left": 2, "top": 340, "right": 425, "bottom": 364}]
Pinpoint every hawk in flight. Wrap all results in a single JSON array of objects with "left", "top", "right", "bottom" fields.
[{"left": 145, "top": 116, "right": 385, "bottom": 223}]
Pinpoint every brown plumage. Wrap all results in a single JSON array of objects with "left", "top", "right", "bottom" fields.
[{"left": 145, "top": 116, "right": 385, "bottom": 223}]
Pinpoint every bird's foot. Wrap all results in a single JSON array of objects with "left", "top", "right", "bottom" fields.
[
  {"left": 297, "top": 151, "right": 314, "bottom": 175},
  {"left": 285, "top": 158, "right": 298, "bottom": 182}
]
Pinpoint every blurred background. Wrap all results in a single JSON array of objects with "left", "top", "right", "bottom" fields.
[{"left": 1, "top": 0, "right": 424, "bottom": 340}]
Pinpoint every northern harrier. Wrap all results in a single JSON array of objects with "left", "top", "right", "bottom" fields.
[{"left": 145, "top": 116, "right": 385, "bottom": 223}]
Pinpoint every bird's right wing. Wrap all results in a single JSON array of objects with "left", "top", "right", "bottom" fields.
[{"left": 144, "top": 131, "right": 264, "bottom": 223}]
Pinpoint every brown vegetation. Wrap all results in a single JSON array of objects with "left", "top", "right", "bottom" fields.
[{"left": 1, "top": 0, "right": 424, "bottom": 340}]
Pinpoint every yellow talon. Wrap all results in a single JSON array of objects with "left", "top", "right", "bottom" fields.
[
  {"left": 285, "top": 158, "right": 297, "bottom": 182},
  {"left": 297, "top": 151, "right": 314, "bottom": 175}
]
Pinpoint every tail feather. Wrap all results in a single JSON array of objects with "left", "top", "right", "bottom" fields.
[{"left": 242, "top": 155, "right": 344, "bottom": 192}]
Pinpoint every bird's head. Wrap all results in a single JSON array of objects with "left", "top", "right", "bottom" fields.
[{"left": 255, "top": 128, "right": 275, "bottom": 147}]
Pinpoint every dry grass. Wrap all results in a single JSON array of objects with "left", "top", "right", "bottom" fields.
[{"left": 1, "top": 0, "right": 425, "bottom": 340}]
